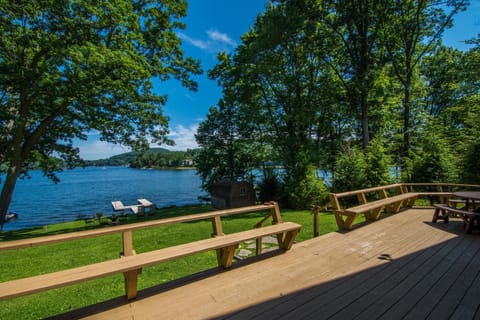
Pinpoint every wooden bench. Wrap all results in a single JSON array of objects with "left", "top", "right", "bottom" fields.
[
  {"left": 327, "top": 182, "right": 480, "bottom": 231},
  {"left": 329, "top": 184, "right": 418, "bottom": 230},
  {"left": 0, "top": 202, "right": 300, "bottom": 301},
  {"left": 432, "top": 203, "right": 480, "bottom": 234},
  {"left": 401, "top": 183, "right": 453, "bottom": 205}
]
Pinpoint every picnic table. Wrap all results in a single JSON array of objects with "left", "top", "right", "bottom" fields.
[
  {"left": 453, "top": 191, "right": 480, "bottom": 210},
  {"left": 433, "top": 191, "right": 480, "bottom": 233}
]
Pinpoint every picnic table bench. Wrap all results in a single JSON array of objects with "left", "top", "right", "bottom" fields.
[
  {"left": 432, "top": 203, "right": 480, "bottom": 234},
  {"left": 0, "top": 202, "right": 300, "bottom": 301}
]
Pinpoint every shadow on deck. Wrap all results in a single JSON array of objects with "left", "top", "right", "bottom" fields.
[{"left": 49, "top": 209, "right": 480, "bottom": 320}]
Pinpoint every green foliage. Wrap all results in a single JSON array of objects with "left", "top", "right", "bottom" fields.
[
  {"left": 0, "top": 0, "right": 202, "bottom": 225},
  {"left": 197, "top": 0, "right": 474, "bottom": 203},
  {"left": 333, "top": 146, "right": 368, "bottom": 192},
  {"left": 257, "top": 167, "right": 282, "bottom": 203},
  {"left": 287, "top": 166, "right": 329, "bottom": 210},
  {"left": 459, "top": 141, "right": 480, "bottom": 184},
  {"left": 195, "top": 102, "right": 256, "bottom": 192},
  {"left": 129, "top": 149, "right": 197, "bottom": 169},
  {"left": 404, "top": 124, "right": 458, "bottom": 183},
  {"left": 365, "top": 136, "right": 394, "bottom": 186}
]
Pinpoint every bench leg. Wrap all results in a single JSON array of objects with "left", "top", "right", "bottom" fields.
[
  {"left": 218, "top": 244, "right": 239, "bottom": 268},
  {"left": 124, "top": 269, "right": 142, "bottom": 299},
  {"left": 369, "top": 207, "right": 383, "bottom": 220},
  {"left": 334, "top": 213, "right": 345, "bottom": 230},
  {"left": 280, "top": 230, "right": 300, "bottom": 250},
  {"left": 334, "top": 212, "right": 357, "bottom": 230},
  {"left": 343, "top": 215, "right": 356, "bottom": 230},
  {"left": 465, "top": 215, "right": 474, "bottom": 234},
  {"left": 256, "top": 238, "right": 262, "bottom": 255},
  {"left": 464, "top": 214, "right": 480, "bottom": 234},
  {"left": 390, "top": 201, "right": 403, "bottom": 213},
  {"left": 432, "top": 207, "right": 441, "bottom": 223},
  {"left": 432, "top": 206, "right": 449, "bottom": 223}
]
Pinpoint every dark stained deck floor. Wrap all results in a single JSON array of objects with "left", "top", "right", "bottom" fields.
[{"left": 52, "top": 208, "right": 480, "bottom": 320}]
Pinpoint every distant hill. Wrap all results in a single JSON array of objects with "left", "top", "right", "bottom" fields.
[{"left": 84, "top": 148, "right": 197, "bottom": 168}]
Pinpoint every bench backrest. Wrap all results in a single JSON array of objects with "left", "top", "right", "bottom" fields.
[
  {"left": 0, "top": 202, "right": 283, "bottom": 254},
  {"left": 329, "top": 183, "right": 480, "bottom": 211},
  {"left": 402, "top": 183, "right": 480, "bottom": 193},
  {"left": 329, "top": 184, "right": 404, "bottom": 211}
]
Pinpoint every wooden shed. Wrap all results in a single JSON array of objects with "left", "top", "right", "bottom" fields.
[{"left": 211, "top": 181, "right": 256, "bottom": 209}]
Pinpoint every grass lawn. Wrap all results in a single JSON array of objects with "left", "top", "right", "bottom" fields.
[{"left": 0, "top": 204, "right": 338, "bottom": 319}]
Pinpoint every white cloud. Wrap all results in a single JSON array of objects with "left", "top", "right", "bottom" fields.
[
  {"left": 206, "top": 30, "right": 237, "bottom": 47},
  {"left": 76, "top": 124, "right": 200, "bottom": 160},
  {"left": 178, "top": 29, "right": 237, "bottom": 53},
  {"left": 164, "top": 124, "right": 199, "bottom": 151},
  {"left": 78, "top": 140, "right": 130, "bottom": 160},
  {"left": 177, "top": 32, "right": 209, "bottom": 50}
]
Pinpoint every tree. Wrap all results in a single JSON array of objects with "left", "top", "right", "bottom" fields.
[
  {"left": 457, "top": 37, "right": 480, "bottom": 183},
  {"left": 382, "top": 0, "right": 468, "bottom": 161},
  {"left": 195, "top": 101, "right": 255, "bottom": 192},
  {"left": 219, "top": 1, "right": 332, "bottom": 207},
  {"left": 0, "top": 0, "right": 201, "bottom": 228},
  {"left": 319, "top": 0, "right": 390, "bottom": 149}
]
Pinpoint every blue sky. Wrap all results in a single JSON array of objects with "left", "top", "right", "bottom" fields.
[{"left": 77, "top": 0, "right": 479, "bottom": 160}]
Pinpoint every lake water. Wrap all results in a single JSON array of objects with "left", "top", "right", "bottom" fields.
[{"left": 1, "top": 167, "right": 204, "bottom": 231}]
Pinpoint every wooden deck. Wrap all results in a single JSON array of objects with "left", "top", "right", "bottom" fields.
[{"left": 52, "top": 208, "right": 480, "bottom": 320}]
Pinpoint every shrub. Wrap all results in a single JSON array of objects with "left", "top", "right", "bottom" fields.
[
  {"left": 365, "top": 137, "right": 393, "bottom": 186},
  {"left": 257, "top": 171, "right": 282, "bottom": 203},
  {"left": 287, "top": 166, "right": 329, "bottom": 210},
  {"left": 333, "top": 146, "right": 368, "bottom": 192}
]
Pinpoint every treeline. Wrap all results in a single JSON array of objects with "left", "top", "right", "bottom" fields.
[
  {"left": 130, "top": 149, "right": 198, "bottom": 168},
  {"left": 86, "top": 148, "right": 198, "bottom": 168},
  {"left": 195, "top": 0, "right": 479, "bottom": 210}
]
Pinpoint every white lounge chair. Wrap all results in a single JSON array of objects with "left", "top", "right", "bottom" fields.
[
  {"left": 137, "top": 198, "right": 155, "bottom": 215},
  {"left": 111, "top": 201, "right": 144, "bottom": 215}
]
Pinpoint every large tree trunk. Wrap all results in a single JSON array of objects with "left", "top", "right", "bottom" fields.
[{"left": 0, "top": 163, "right": 22, "bottom": 230}]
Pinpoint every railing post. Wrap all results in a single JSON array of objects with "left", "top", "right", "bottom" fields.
[
  {"left": 268, "top": 202, "right": 285, "bottom": 248},
  {"left": 211, "top": 216, "right": 225, "bottom": 266},
  {"left": 311, "top": 205, "right": 320, "bottom": 237},
  {"left": 122, "top": 230, "right": 134, "bottom": 256},
  {"left": 122, "top": 230, "right": 142, "bottom": 300},
  {"left": 269, "top": 201, "right": 282, "bottom": 224}
]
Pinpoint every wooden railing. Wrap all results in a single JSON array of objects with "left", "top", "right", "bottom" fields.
[
  {"left": 0, "top": 202, "right": 301, "bottom": 300},
  {"left": 326, "top": 182, "right": 480, "bottom": 231}
]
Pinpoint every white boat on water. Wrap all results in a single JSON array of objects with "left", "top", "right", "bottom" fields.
[{"left": 4, "top": 213, "right": 18, "bottom": 222}]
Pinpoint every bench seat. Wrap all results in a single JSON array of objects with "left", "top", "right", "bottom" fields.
[
  {"left": 432, "top": 204, "right": 480, "bottom": 234},
  {"left": 333, "top": 192, "right": 417, "bottom": 230},
  {"left": 345, "top": 193, "right": 417, "bottom": 215},
  {"left": 329, "top": 184, "right": 417, "bottom": 230},
  {"left": 0, "top": 222, "right": 301, "bottom": 301}
]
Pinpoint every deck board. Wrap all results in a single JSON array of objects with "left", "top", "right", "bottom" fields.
[{"left": 51, "top": 208, "right": 480, "bottom": 320}]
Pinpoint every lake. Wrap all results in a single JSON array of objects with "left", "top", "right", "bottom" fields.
[{"left": 1, "top": 167, "right": 204, "bottom": 231}]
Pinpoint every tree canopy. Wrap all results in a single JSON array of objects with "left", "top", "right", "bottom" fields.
[
  {"left": 0, "top": 0, "right": 201, "bottom": 228},
  {"left": 196, "top": 0, "right": 476, "bottom": 208}
]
